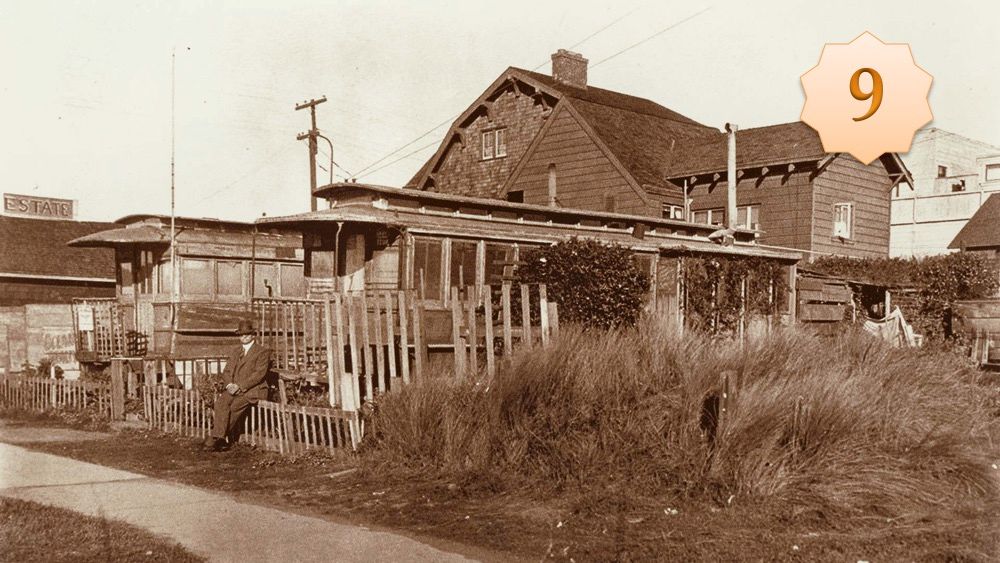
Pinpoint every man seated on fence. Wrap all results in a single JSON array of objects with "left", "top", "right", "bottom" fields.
[{"left": 204, "top": 320, "right": 271, "bottom": 451}]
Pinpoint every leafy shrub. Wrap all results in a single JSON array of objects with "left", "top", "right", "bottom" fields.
[
  {"left": 812, "top": 253, "right": 999, "bottom": 340},
  {"left": 681, "top": 255, "right": 788, "bottom": 334},
  {"left": 516, "top": 238, "right": 649, "bottom": 329}
]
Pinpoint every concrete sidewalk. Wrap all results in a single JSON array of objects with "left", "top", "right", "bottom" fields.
[{"left": 0, "top": 442, "right": 478, "bottom": 563}]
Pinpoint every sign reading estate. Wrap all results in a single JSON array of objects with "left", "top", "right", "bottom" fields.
[{"left": 3, "top": 193, "right": 75, "bottom": 220}]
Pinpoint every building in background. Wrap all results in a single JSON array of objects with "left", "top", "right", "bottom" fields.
[
  {"left": 408, "top": 49, "right": 910, "bottom": 261},
  {"left": 949, "top": 193, "right": 1000, "bottom": 259},
  {"left": 892, "top": 128, "right": 1000, "bottom": 257},
  {"left": 0, "top": 214, "right": 115, "bottom": 306}
]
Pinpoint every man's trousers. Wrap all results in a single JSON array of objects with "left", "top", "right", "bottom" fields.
[{"left": 211, "top": 392, "right": 254, "bottom": 441}]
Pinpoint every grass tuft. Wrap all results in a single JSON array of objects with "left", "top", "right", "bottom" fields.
[{"left": 364, "top": 321, "right": 1000, "bottom": 537}]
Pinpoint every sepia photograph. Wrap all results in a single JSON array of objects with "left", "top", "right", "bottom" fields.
[{"left": 1, "top": 1, "right": 999, "bottom": 561}]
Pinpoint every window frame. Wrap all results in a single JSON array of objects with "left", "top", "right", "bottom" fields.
[
  {"left": 986, "top": 163, "right": 1000, "bottom": 182},
  {"left": 481, "top": 128, "right": 507, "bottom": 161},
  {"left": 937, "top": 165, "right": 948, "bottom": 178},
  {"left": 833, "top": 202, "right": 853, "bottom": 239}
]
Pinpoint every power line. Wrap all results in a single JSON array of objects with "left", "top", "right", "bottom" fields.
[
  {"left": 354, "top": 5, "right": 708, "bottom": 181},
  {"left": 357, "top": 139, "right": 440, "bottom": 180},
  {"left": 352, "top": 114, "right": 457, "bottom": 177},
  {"left": 591, "top": 6, "right": 711, "bottom": 69},
  {"left": 531, "top": 5, "right": 644, "bottom": 71}
]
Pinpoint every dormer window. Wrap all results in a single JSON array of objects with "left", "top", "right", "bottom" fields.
[{"left": 482, "top": 128, "right": 507, "bottom": 160}]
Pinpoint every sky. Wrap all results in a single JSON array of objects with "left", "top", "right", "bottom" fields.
[{"left": 2, "top": 0, "right": 998, "bottom": 222}]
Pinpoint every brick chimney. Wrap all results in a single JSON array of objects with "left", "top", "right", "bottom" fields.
[{"left": 551, "top": 49, "right": 588, "bottom": 88}]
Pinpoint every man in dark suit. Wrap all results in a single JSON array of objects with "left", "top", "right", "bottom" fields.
[{"left": 204, "top": 320, "right": 271, "bottom": 451}]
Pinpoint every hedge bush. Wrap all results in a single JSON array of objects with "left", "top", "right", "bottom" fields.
[
  {"left": 811, "top": 253, "right": 999, "bottom": 341},
  {"left": 516, "top": 239, "right": 650, "bottom": 329}
]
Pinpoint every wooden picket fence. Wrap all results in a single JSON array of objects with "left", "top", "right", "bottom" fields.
[
  {"left": 254, "top": 284, "right": 558, "bottom": 412},
  {"left": 242, "top": 400, "right": 359, "bottom": 454},
  {"left": 142, "top": 385, "right": 213, "bottom": 438},
  {"left": 0, "top": 376, "right": 112, "bottom": 417},
  {"left": 141, "top": 385, "right": 359, "bottom": 453}
]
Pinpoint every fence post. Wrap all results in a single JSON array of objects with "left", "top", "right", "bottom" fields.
[
  {"left": 413, "top": 295, "right": 427, "bottom": 380},
  {"left": 451, "top": 287, "right": 465, "bottom": 377},
  {"left": 467, "top": 285, "right": 478, "bottom": 375},
  {"left": 110, "top": 360, "right": 125, "bottom": 420},
  {"left": 384, "top": 292, "right": 397, "bottom": 384},
  {"left": 359, "top": 294, "right": 374, "bottom": 403},
  {"left": 484, "top": 286, "right": 495, "bottom": 377},
  {"left": 323, "top": 298, "right": 339, "bottom": 408},
  {"left": 520, "top": 284, "right": 532, "bottom": 349},
  {"left": 502, "top": 283, "right": 513, "bottom": 358},
  {"left": 539, "top": 284, "right": 550, "bottom": 347},
  {"left": 397, "top": 291, "right": 410, "bottom": 385}
]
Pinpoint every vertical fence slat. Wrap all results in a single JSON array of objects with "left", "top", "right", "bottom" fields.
[
  {"left": 373, "top": 297, "right": 386, "bottom": 394},
  {"left": 347, "top": 296, "right": 362, "bottom": 411},
  {"left": 397, "top": 291, "right": 410, "bottom": 385},
  {"left": 539, "top": 284, "right": 550, "bottom": 347},
  {"left": 520, "top": 284, "right": 532, "bottom": 349},
  {"left": 324, "top": 298, "right": 339, "bottom": 408},
  {"left": 451, "top": 287, "right": 465, "bottom": 377},
  {"left": 502, "top": 283, "right": 512, "bottom": 357},
  {"left": 467, "top": 286, "right": 478, "bottom": 376},
  {"left": 385, "top": 293, "right": 397, "bottom": 383},
  {"left": 484, "top": 286, "right": 495, "bottom": 377},
  {"left": 360, "top": 294, "right": 374, "bottom": 404}
]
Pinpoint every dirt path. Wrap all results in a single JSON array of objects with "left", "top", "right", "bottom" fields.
[{"left": 0, "top": 438, "right": 478, "bottom": 563}]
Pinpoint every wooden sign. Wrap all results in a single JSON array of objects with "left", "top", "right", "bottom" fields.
[{"left": 3, "top": 193, "right": 75, "bottom": 220}]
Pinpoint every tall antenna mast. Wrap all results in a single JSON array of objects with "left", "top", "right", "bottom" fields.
[{"left": 170, "top": 48, "right": 178, "bottom": 305}]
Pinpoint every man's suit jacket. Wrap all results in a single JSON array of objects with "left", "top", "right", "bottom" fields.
[{"left": 221, "top": 342, "right": 272, "bottom": 403}]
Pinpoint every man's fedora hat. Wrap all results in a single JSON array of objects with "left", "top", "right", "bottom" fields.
[{"left": 235, "top": 320, "right": 255, "bottom": 335}]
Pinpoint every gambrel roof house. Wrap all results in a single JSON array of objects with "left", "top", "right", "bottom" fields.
[{"left": 409, "top": 49, "right": 912, "bottom": 260}]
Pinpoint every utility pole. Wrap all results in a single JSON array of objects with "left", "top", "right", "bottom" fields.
[
  {"left": 725, "top": 122, "right": 738, "bottom": 230},
  {"left": 296, "top": 96, "right": 327, "bottom": 211}
]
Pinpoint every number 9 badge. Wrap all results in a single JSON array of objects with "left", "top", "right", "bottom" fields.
[{"left": 800, "top": 32, "right": 932, "bottom": 165}]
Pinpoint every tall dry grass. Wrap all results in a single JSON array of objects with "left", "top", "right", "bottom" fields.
[{"left": 363, "top": 319, "right": 1000, "bottom": 523}]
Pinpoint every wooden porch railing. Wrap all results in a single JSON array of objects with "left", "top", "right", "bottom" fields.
[
  {"left": 253, "top": 284, "right": 559, "bottom": 412},
  {"left": 72, "top": 298, "right": 131, "bottom": 359}
]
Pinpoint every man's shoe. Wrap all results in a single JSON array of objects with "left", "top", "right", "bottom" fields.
[{"left": 204, "top": 438, "right": 226, "bottom": 451}]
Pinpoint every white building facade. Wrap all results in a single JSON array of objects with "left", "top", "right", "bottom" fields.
[{"left": 892, "top": 128, "right": 1000, "bottom": 257}]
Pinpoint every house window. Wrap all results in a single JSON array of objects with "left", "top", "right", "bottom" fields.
[
  {"left": 736, "top": 205, "right": 760, "bottom": 229},
  {"left": 181, "top": 258, "right": 213, "bottom": 295},
  {"left": 693, "top": 208, "right": 725, "bottom": 226},
  {"left": 482, "top": 128, "right": 507, "bottom": 160},
  {"left": 986, "top": 164, "right": 1000, "bottom": 182},
  {"left": 279, "top": 263, "right": 305, "bottom": 297},
  {"left": 495, "top": 128, "right": 507, "bottom": 157},
  {"left": 253, "top": 262, "right": 277, "bottom": 298},
  {"left": 662, "top": 204, "right": 684, "bottom": 220},
  {"left": 412, "top": 238, "right": 443, "bottom": 300},
  {"left": 506, "top": 190, "right": 524, "bottom": 203},
  {"left": 450, "top": 239, "right": 478, "bottom": 291},
  {"left": 216, "top": 260, "right": 243, "bottom": 296},
  {"left": 937, "top": 165, "right": 948, "bottom": 178},
  {"left": 951, "top": 180, "right": 967, "bottom": 192},
  {"left": 833, "top": 203, "right": 853, "bottom": 239},
  {"left": 485, "top": 243, "right": 515, "bottom": 286}
]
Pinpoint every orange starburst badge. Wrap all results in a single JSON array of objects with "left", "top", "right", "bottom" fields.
[{"left": 800, "top": 32, "right": 933, "bottom": 165}]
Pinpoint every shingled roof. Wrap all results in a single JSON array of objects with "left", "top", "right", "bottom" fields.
[
  {"left": 407, "top": 66, "right": 719, "bottom": 191},
  {"left": 406, "top": 64, "right": 846, "bottom": 194},
  {"left": 949, "top": 193, "right": 1000, "bottom": 250},
  {"left": 661, "top": 122, "right": 829, "bottom": 178},
  {"left": 0, "top": 215, "right": 115, "bottom": 280}
]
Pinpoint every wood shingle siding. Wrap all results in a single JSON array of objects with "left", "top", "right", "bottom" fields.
[
  {"left": 508, "top": 106, "right": 650, "bottom": 216},
  {"left": 811, "top": 156, "right": 892, "bottom": 257}
]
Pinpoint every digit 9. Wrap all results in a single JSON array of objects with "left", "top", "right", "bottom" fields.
[{"left": 850, "top": 67, "right": 883, "bottom": 122}]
